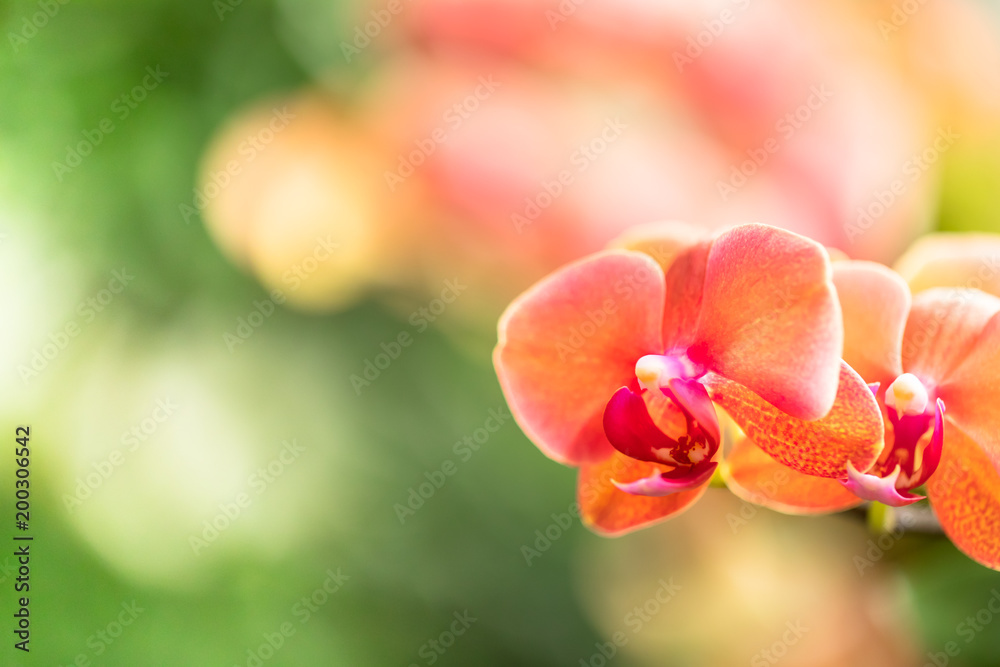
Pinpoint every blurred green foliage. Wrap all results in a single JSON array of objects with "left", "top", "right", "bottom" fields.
[
  {"left": 1, "top": 3, "right": 613, "bottom": 664},
  {"left": 2, "top": 1, "right": 1000, "bottom": 666}
]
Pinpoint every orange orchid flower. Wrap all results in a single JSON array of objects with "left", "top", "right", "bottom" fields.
[
  {"left": 725, "top": 247, "right": 1000, "bottom": 570},
  {"left": 494, "top": 222, "right": 884, "bottom": 535}
]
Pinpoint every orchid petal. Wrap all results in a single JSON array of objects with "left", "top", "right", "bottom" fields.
[
  {"left": 690, "top": 224, "right": 842, "bottom": 420},
  {"left": 901, "top": 288, "right": 1000, "bottom": 388},
  {"left": 927, "top": 420, "right": 1000, "bottom": 570},
  {"left": 833, "top": 261, "right": 910, "bottom": 387},
  {"left": 826, "top": 247, "right": 850, "bottom": 262},
  {"left": 723, "top": 435, "right": 863, "bottom": 514},
  {"left": 894, "top": 232, "right": 1000, "bottom": 298},
  {"left": 936, "top": 309, "right": 1000, "bottom": 472},
  {"left": 841, "top": 462, "right": 924, "bottom": 507},
  {"left": 660, "top": 240, "right": 713, "bottom": 351},
  {"left": 577, "top": 452, "right": 709, "bottom": 536},
  {"left": 705, "top": 361, "right": 884, "bottom": 478},
  {"left": 608, "top": 221, "right": 714, "bottom": 351},
  {"left": 609, "top": 220, "right": 706, "bottom": 274},
  {"left": 494, "top": 250, "right": 665, "bottom": 465}
]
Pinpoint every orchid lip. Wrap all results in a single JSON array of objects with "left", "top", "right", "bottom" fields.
[
  {"left": 841, "top": 461, "right": 925, "bottom": 507},
  {"left": 898, "top": 397, "right": 945, "bottom": 490},
  {"left": 880, "top": 396, "right": 945, "bottom": 491},
  {"left": 840, "top": 392, "right": 946, "bottom": 505},
  {"left": 613, "top": 461, "right": 718, "bottom": 497},
  {"left": 603, "top": 377, "right": 720, "bottom": 468},
  {"left": 603, "top": 369, "right": 720, "bottom": 498}
]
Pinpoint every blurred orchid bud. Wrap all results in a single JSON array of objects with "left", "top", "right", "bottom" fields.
[{"left": 199, "top": 93, "right": 411, "bottom": 311}]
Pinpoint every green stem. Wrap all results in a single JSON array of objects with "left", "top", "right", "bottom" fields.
[
  {"left": 708, "top": 465, "right": 727, "bottom": 488},
  {"left": 867, "top": 501, "right": 896, "bottom": 534}
]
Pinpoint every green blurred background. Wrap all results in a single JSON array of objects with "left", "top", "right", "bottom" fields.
[{"left": 3, "top": 0, "right": 1000, "bottom": 665}]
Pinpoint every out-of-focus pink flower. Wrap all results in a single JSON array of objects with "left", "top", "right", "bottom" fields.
[
  {"left": 870, "top": 0, "right": 1000, "bottom": 130},
  {"left": 370, "top": 0, "right": 936, "bottom": 266}
]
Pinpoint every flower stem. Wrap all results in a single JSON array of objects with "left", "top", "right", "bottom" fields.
[
  {"left": 867, "top": 501, "right": 895, "bottom": 534},
  {"left": 708, "top": 465, "right": 727, "bottom": 488}
]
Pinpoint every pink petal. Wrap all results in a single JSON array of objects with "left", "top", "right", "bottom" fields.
[
  {"left": 609, "top": 220, "right": 706, "bottom": 274},
  {"left": 927, "top": 419, "right": 1000, "bottom": 570},
  {"left": 935, "top": 307, "right": 1000, "bottom": 473},
  {"left": 689, "top": 224, "right": 842, "bottom": 420},
  {"left": 661, "top": 240, "right": 713, "bottom": 351},
  {"left": 833, "top": 261, "right": 910, "bottom": 387},
  {"left": 901, "top": 288, "right": 1000, "bottom": 390},
  {"left": 495, "top": 251, "right": 665, "bottom": 465},
  {"left": 577, "top": 452, "right": 709, "bottom": 536}
]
